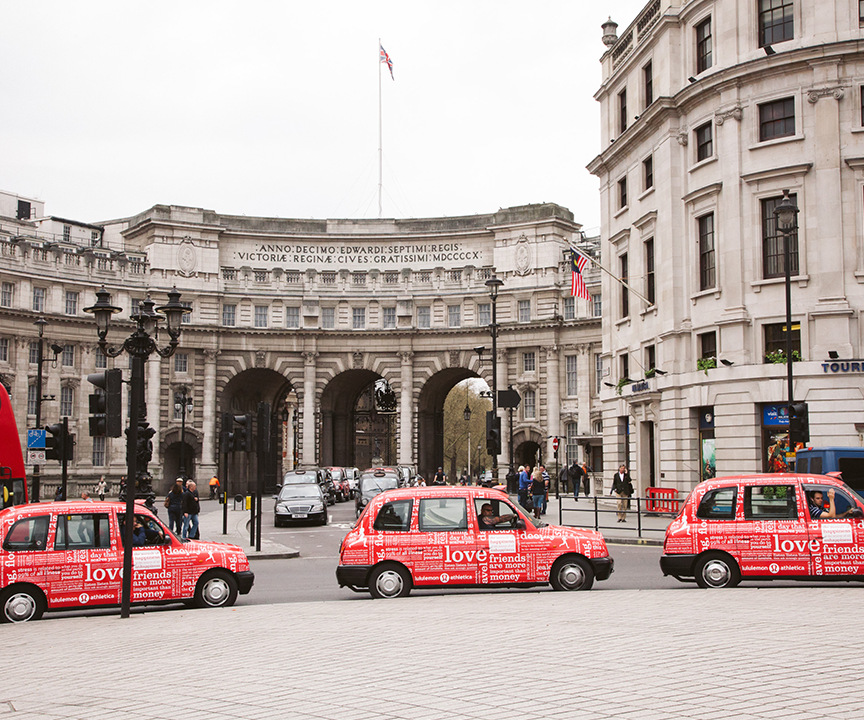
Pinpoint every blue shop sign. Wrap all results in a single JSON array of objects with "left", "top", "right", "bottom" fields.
[
  {"left": 822, "top": 361, "right": 864, "bottom": 374},
  {"left": 763, "top": 404, "right": 789, "bottom": 427}
]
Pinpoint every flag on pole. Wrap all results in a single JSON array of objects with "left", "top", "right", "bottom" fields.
[
  {"left": 570, "top": 251, "right": 591, "bottom": 300},
  {"left": 380, "top": 43, "right": 394, "bottom": 80}
]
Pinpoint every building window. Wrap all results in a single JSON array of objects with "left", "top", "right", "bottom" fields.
[
  {"left": 696, "top": 17, "right": 712, "bottom": 73},
  {"left": 523, "top": 389, "right": 536, "bottom": 420},
  {"left": 759, "top": 97, "right": 795, "bottom": 141},
  {"left": 0, "top": 338, "right": 7, "bottom": 362},
  {"left": 352, "top": 307, "right": 366, "bottom": 329},
  {"left": 0, "top": 282, "right": 12, "bottom": 308},
  {"left": 65, "top": 291, "right": 79, "bottom": 316},
  {"left": 383, "top": 307, "right": 396, "bottom": 329},
  {"left": 181, "top": 301, "right": 192, "bottom": 324},
  {"left": 860, "top": 0, "right": 864, "bottom": 24},
  {"left": 62, "top": 344, "right": 74, "bottom": 367},
  {"left": 620, "top": 353, "right": 630, "bottom": 381},
  {"left": 595, "top": 353, "right": 603, "bottom": 395},
  {"left": 92, "top": 436, "right": 106, "bottom": 466},
  {"left": 130, "top": 298, "right": 141, "bottom": 317},
  {"left": 60, "top": 386, "right": 73, "bottom": 417},
  {"left": 285, "top": 306, "right": 300, "bottom": 329},
  {"left": 174, "top": 353, "right": 189, "bottom": 373},
  {"left": 762, "top": 193, "right": 799, "bottom": 279},
  {"left": 28, "top": 384, "right": 37, "bottom": 416},
  {"left": 758, "top": 0, "right": 794, "bottom": 47},
  {"left": 29, "top": 342, "right": 39, "bottom": 365},
  {"left": 618, "top": 88, "right": 627, "bottom": 134},
  {"left": 644, "top": 238, "right": 655, "bottom": 305},
  {"left": 447, "top": 305, "right": 461, "bottom": 328},
  {"left": 563, "top": 296, "right": 575, "bottom": 320},
  {"left": 861, "top": 85, "right": 864, "bottom": 125},
  {"left": 322, "top": 307, "right": 335, "bottom": 329},
  {"left": 646, "top": 344, "right": 657, "bottom": 373},
  {"left": 32, "top": 287, "right": 45, "bottom": 312},
  {"left": 620, "top": 254, "right": 629, "bottom": 318},
  {"left": 477, "top": 303, "right": 491, "bottom": 326},
  {"left": 254, "top": 270, "right": 268, "bottom": 283},
  {"left": 62, "top": 225, "right": 71, "bottom": 242},
  {"left": 95, "top": 351, "right": 107, "bottom": 369},
  {"left": 643, "top": 61, "right": 653, "bottom": 107},
  {"left": 643, "top": 156, "right": 653, "bottom": 191},
  {"left": 523, "top": 352, "right": 536, "bottom": 373},
  {"left": 764, "top": 321, "right": 801, "bottom": 361},
  {"left": 592, "top": 294, "right": 602, "bottom": 318},
  {"left": 698, "top": 213, "right": 716, "bottom": 290},
  {"left": 417, "top": 306, "right": 431, "bottom": 329},
  {"left": 699, "top": 331, "right": 717, "bottom": 360},
  {"left": 565, "top": 422, "right": 579, "bottom": 466},
  {"left": 16, "top": 200, "right": 30, "bottom": 220},
  {"left": 566, "top": 355, "right": 578, "bottom": 396},
  {"left": 695, "top": 122, "right": 713, "bottom": 161},
  {"left": 320, "top": 271, "right": 337, "bottom": 285},
  {"left": 518, "top": 300, "right": 531, "bottom": 323},
  {"left": 222, "top": 304, "right": 236, "bottom": 326},
  {"left": 384, "top": 271, "right": 399, "bottom": 285},
  {"left": 618, "top": 177, "right": 628, "bottom": 208},
  {"left": 352, "top": 272, "right": 367, "bottom": 286},
  {"left": 254, "top": 305, "right": 268, "bottom": 328}
]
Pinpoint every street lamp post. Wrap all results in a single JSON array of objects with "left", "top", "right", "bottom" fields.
[
  {"left": 85, "top": 286, "right": 190, "bottom": 619},
  {"left": 174, "top": 387, "right": 193, "bottom": 481},
  {"left": 463, "top": 393, "right": 472, "bottom": 480},
  {"left": 485, "top": 276, "right": 503, "bottom": 481},
  {"left": 774, "top": 190, "right": 800, "bottom": 453}
]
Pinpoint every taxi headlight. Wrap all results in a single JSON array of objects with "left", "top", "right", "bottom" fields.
[{"left": 311, "top": 503, "right": 324, "bottom": 512}]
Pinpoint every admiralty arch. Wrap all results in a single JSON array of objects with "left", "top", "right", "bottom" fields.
[{"left": 0, "top": 194, "right": 602, "bottom": 496}]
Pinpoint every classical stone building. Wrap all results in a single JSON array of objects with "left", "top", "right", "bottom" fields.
[
  {"left": 588, "top": 0, "right": 864, "bottom": 492},
  {"left": 0, "top": 192, "right": 602, "bottom": 497}
]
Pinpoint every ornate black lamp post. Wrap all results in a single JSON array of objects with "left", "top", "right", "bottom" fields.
[
  {"left": 174, "top": 387, "right": 193, "bottom": 481},
  {"left": 84, "top": 286, "right": 189, "bottom": 619},
  {"left": 774, "top": 190, "right": 800, "bottom": 450},
  {"left": 463, "top": 392, "right": 472, "bottom": 479},
  {"left": 485, "top": 276, "right": 503, "bottom": 480}
]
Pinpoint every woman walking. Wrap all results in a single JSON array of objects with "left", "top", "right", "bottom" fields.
[{"left": 530, "top": 467, "right": 545, "bottom": 520}]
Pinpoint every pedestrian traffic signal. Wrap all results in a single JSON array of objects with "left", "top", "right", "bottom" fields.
[
  {"left": 87, "top": 369, "right": 122, "bottom": 437},
  {"left": 790, "top": 402, "right": 810, "bottom": 444},
  {"left": 486, "top": 411, "right": 501, "bottom": 456},
  {"left": 44, "top": 422, "right": 72, "bottom": 461}
]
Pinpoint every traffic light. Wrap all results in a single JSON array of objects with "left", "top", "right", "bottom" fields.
[
  {"left": 233, "top": 414, "right": 254, "bottom": 453},
  {"left": 221, "top": 412, "right": 235, "bottom": 454},
  {"left": 485, "top": 411, "right": 501, "bottom": 456},
  {"left": 45, "top": 423, "right": 72, "bottom": 461},
  {"left": 790, "top": 402, "right": 810, "bottom": 444},
  {"left": 87, "top": 369, "right": 122, "bottom": 437}
]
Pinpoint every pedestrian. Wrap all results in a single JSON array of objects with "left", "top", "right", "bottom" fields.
[
  {"left": 81, "top": 491, "right": 93, "bottom": 502},
  {"left": 95, "top": 475, "right": 107, "bottom": 502},
  {"left": 165, "top": 477, "right": 185, "bottom": 536},
  {"left": 611, "top": 464, "right": 634, "bottom": 522},
  {"left": 208, "top": 475, "right": 220, "bottom": 500},
  {"left": 540, "top": 465, "right": 550, "bottom": 515},
  {"left": 459, "top": 470, "right": 469, "bottom": 486},
  {"left": 569, "top": 461, "right": 587, "bottom": 501},
  {"left": 517, "top": 465, "right": 531, "bottom": 509},
  {"left": 558, "top": 464, "right": 570, "bottom": 495},
  {"left": 432, "top": 467, "right": 447, "bottom": 485},
  {"left": 530, "top": 467, "right": 545, "bottom": 520},
  {"left": 182, "top": 481, "right": 201, "bottom": 540},
  {"left": 54, "top": 485, "right": 64, "bottom": 501},
  {"left": 417, "top": 475, "right": 426, "bottom": 487},
  {"left": 581, "top": 462, "right": 591, "bottom": 497}
]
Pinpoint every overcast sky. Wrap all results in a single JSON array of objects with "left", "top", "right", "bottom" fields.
[{"left": 1, "top": 1, "right": 647, "bottom": 234}]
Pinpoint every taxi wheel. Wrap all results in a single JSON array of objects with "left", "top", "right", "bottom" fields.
[
  {"left": 0, "top": 585, "right": 46, "bottom": 623},
  {"left": 369, "top": 564, "right": 412, "bottom": 599},
  {"left": 550, "top": 556, "right": 594, "bottom": 591},
  {"left": 194, "top": 570, "right": 239, "bottom": 608},
  {"left": 695, "top": 552, "right": 741, "bottom": 589}
]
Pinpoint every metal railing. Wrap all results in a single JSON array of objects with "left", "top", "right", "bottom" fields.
[{"left": 552, "top": 493, "right": 680, "bottom": 539}]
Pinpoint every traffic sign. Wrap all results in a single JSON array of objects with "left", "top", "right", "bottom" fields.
[
  {"left": 28, "top": 428, "right": 46, "bottom": 449},
  {"left": 27, "top": 449, "right": 46, "bottom": 464}
]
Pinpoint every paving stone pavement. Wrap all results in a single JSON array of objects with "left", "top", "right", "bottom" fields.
[{"left": 2, "top": 586, "right": 862, "bottom": 720}]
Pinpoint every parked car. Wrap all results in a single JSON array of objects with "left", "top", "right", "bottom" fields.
[
  {"left": 338, "top": 485, "right": 613, "bottom": 598},
  {"left": 355, "top": 470, "right": 399, "bottom": 518},
  {"left": 274, "top": 483, "right": 328, "bottom": 526},
  {"left": 326, "top": 467, "right": 351, "bottom": 502},
  {"left": 283, "top": 468, "right": 336, "bottom": 505},
  {"left": 345, "top": 467, "right": 360, "bottom": 497},
  {"left": 661, "top": 473, "right": 864, "bottom": 588},
  {"left": 0, "top": 501, "right": 254, "bottom": 623}
]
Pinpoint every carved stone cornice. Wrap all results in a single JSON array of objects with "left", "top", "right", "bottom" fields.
[{"left": 714, "top": 105, "right": 743, "bottom": 125}]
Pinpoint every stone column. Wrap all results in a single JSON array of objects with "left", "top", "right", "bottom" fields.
[
  {"left": 577, "top": 344, "right": 593, "bottom": 448},
  {"left": 200, "top": 349, "right": 219, "bottom": 479},
  {"left": 544, "top": 345, "right": 561, "bottom": 467},
  {"left": 302, "top": 351, "right": 318, "bottom": 465},
  {"left": 398, "top": 351, "right": 414, "bottom": 466}
]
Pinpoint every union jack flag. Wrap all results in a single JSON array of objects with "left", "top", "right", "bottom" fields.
[
  {"left": 570, "top": 251, "right": 591, "bottom": 300},
  {"left": 379, "top": 44, "right": 394, "bottom": 80}
]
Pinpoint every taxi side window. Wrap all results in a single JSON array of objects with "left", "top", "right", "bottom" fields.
[
  {"left": 696, "top": 487, "right": 737, "bottom": 520},
  {"left": 55, "top": 514, "right": 111, "bottom": 550},
  {"left": 744, "top": 485, "right": 797, "bottom": 520},
  {"left": 3, "top": 515, "right": 49, "bottom": 551},
  {"left": 804, "top": 485, "right": 857, "bottom": 516},
  {"left": 418, "top": 498, "right": 468, "bottom": 532},
  {"left": 373, "top": 500, "right": 413, "bottom": 531}
]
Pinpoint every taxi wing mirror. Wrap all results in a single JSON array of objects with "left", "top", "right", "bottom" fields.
[
  {"left": 849, "top": 507, "right": 864, "bottom": 519},
  {"left": 514, "top": 518, "right": 526, "bottom": 530}
]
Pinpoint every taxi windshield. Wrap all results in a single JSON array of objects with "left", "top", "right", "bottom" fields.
[
  {"left": 283, "top": 471, "right": 318, "bottom": 484},
  {"left": 278, "top": 484, "right": 321, "bottom": 500},
  {"left": 362, "top": 476, "right": 398, "bottom": 494}
]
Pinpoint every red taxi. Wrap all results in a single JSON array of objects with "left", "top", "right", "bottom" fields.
[
  {"left": 336, "top": 486, "right": 613, "bottom": 598},
  {"left": 0, "top": 501, "right": 254, "bottom": 622},
  {"left": 661, "top": 473, "right": 864, "bottom": 588}
]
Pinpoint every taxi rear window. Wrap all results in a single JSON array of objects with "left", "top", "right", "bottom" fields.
[
  {"left": 696, "top": 487, "right": 737, "bottom": 519},
  {"left": 373, "top": 500, "right": 413, "bottom": 531},
  {"left": 3, "top": 515, "right": 49, "bottom": 551}
]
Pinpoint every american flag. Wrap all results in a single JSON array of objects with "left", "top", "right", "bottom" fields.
[
  {"left": 570, "top": 251, "right": 591, "bottom": 300},
  {"left": 380, "top": 44, "right": 394, "bottom": 80}
]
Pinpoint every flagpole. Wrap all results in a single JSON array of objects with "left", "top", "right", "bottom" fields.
[
  {"left": 378, "top": 38, "right": 383, "bottom": 218},
  {"left": 567, "top": 243, "right": 652, "bottom": 307}
]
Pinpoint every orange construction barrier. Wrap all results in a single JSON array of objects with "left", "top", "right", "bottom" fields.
[{"left": 645, "top": 486, "right": 680, "bottom": 514}]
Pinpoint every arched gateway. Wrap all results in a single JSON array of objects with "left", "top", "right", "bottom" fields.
[{"left": 0, "top": 200, "right": 603, "bottom": 495}]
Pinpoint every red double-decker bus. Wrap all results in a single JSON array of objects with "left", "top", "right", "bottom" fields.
[{"left": 0, "top": 383, "right": 27, "bottom": 507}]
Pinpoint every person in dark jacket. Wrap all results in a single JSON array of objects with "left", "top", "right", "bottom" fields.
[
  {"left": 182, "top": 481, "right": 200, "bottom": 540},
  {"left": 569, "top": 462, "right": 587, "bottom": 500},
  {"left": 611, "top": 465, "right": 634, "bottom": 522},
  {"left": 165, "top": 478, "right": 185, "bottom": 536}
]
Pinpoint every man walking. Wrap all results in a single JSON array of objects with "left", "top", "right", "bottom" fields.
[
  {"left": 182, "top": 481, "right": 201, "bottom": 540},
  {"left": 569, "top": 461, "right": 586, "bottom": 501}
]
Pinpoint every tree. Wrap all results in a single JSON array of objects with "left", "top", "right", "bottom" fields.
[{"left": 442, "top": 380, "right": 492, "bottom": 480}]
